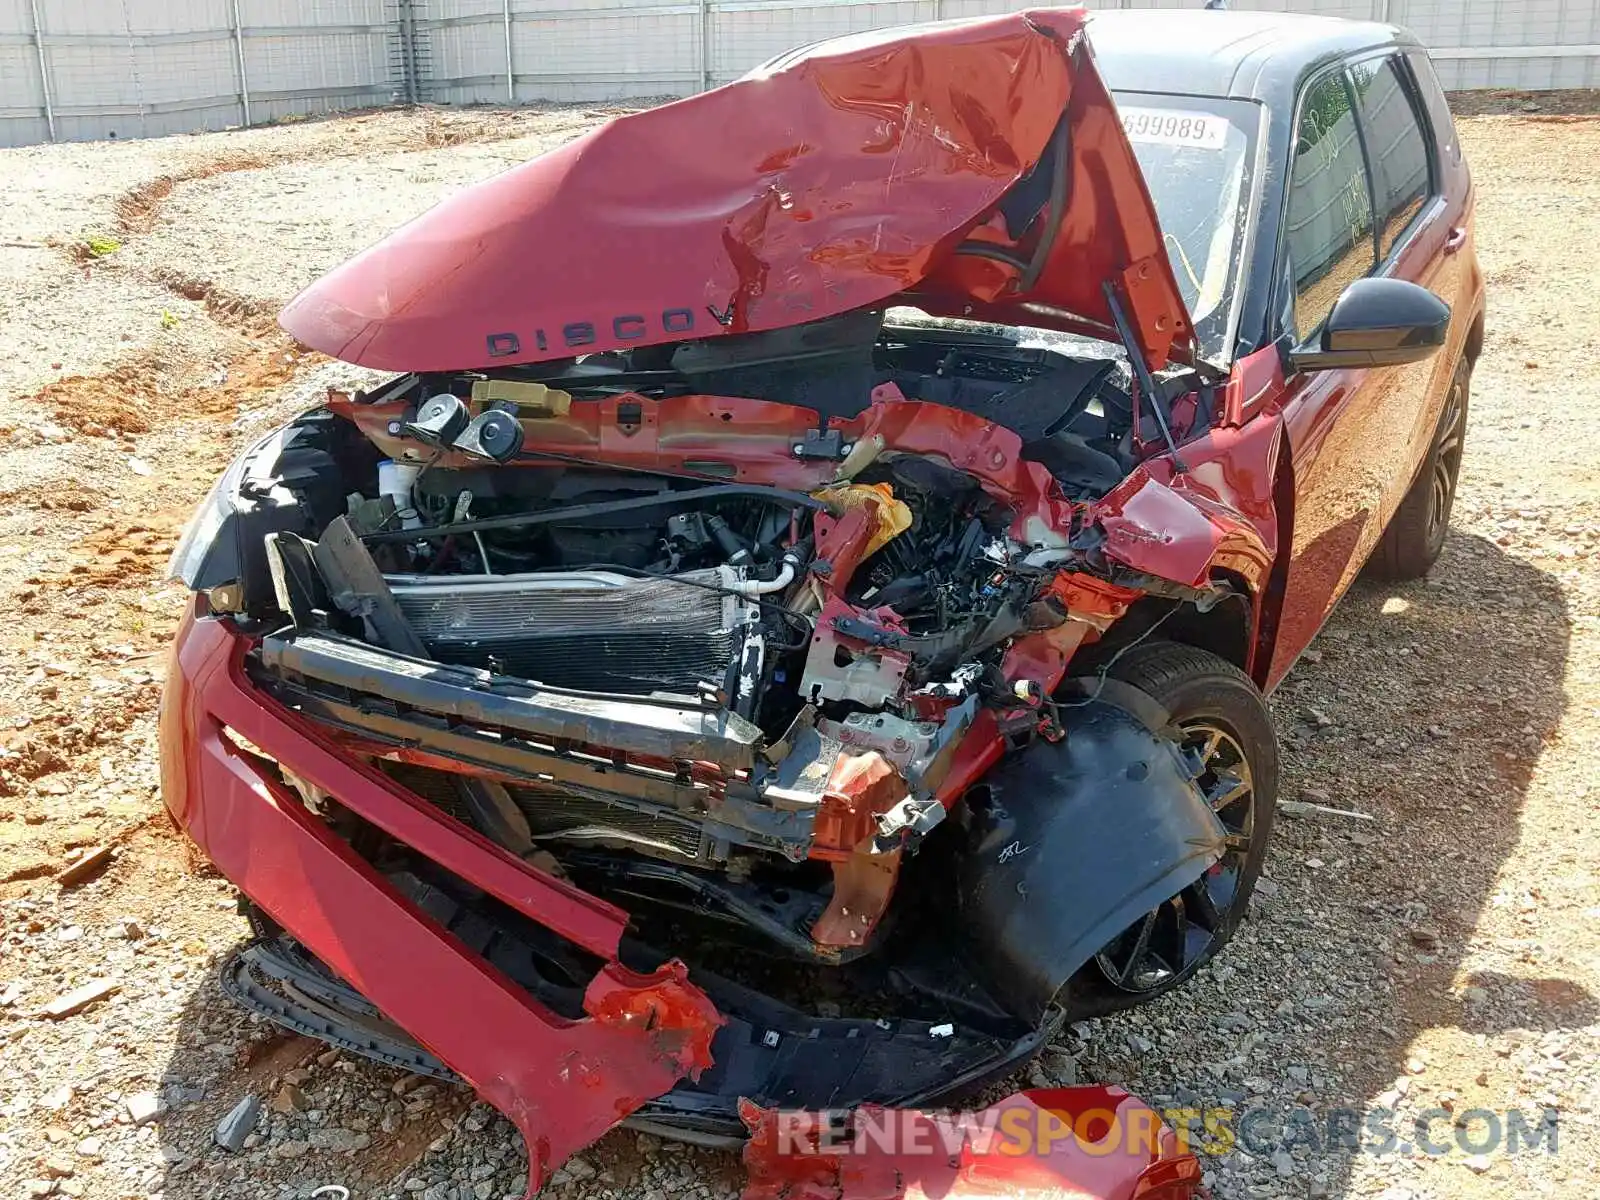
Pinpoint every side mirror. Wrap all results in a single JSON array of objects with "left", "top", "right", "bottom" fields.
[{"left": 1288, "top": 277, "right": 1450, "bottom": 373}]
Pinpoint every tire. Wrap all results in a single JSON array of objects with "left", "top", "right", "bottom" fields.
[
  {"left": 1370, "top": 358, "right": 1470, "bottom": 580},
  {"left": 1064, "top": 640, "right": 1279, "bottom": 1017}
]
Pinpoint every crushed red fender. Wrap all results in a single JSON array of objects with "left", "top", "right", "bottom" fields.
[{"left": 739, "top": 1087, "right": 1206, "bottom": 1200}]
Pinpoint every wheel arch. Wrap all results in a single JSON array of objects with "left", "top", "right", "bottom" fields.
[
  {"left": 1080, "top": 570, "right": 1258, "bottom": 680},
  {"left": 1465, "top": 306, "right": 1486, "bottom": 367},
  {"left": 954, "top": 700, "right": 1227, "bottom": 1025}
]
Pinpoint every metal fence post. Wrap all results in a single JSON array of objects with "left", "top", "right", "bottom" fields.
[
  {"left": 25, "top": 0, "right": 55, "bottom": 142},
  {"left": 699, "top": 0, "right": 711, "bottom": 91},
  {"left": 392, "top": 0, "right": 425, "bottom": 104},
  {"left": 230, "top": 0, "right": 253, "bottom": 126},
  {"left": 503, "top": 0, "right": 514, "bottom": 102},
  {"left": 117, "top": 0, "right": 150, "bottom": 137}
]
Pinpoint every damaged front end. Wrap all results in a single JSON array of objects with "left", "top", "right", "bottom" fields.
[
  {"left": 165, "top": 380, "right": 1235, "bottom": 1145},
  {"left": 159, "top": 8, "right": 1278, "bottom": 1195}
]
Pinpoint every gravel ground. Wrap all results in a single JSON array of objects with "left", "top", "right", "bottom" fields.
[{"left": 2, "top": 95, "right": 1598, "bottom": 1200}]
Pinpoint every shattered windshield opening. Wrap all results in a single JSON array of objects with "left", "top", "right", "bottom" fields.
[
  {"left": 892, "top": 93, "right": 1260, "bottom": 365},
  {"left": 1114, "top": 91, "right": 1262, "bottom": 362}
]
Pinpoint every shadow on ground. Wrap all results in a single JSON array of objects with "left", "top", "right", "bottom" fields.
[{"left": 1236, "top": 527, "right": 1579, "bottom": 1193}]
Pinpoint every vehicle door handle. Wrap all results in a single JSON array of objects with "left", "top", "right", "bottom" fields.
[{"left": 1443, "top": 226, "right": 1468, "bottom": 255}]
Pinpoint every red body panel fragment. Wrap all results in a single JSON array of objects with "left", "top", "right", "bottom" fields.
[
  {"left": 740, "top": 1087, "right": 1204, "bottom": 1200},
  {"left": 159, "top": 607, "right": 721, "bottom": 1195}
]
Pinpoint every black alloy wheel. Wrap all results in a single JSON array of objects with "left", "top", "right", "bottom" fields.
[
  {"left": 1066, "top": 641, "right": 1279, "bottom": 1015},
  {"left": 1093, "top": 717, "right": 1258, "bottom": 993}
]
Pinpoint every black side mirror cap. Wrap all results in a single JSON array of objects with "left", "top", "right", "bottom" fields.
[{"left": 1288, "top": 277, "right": 1451, "bottom": 373}]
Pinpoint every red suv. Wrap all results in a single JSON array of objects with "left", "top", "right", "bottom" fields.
[{"left": 162, "top": 6, "right": 1482, "bottom": 1185}]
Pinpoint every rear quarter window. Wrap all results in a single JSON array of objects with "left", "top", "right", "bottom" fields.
[{"left": 1406, "top": 48, "right": 1462, "bottom": 168}]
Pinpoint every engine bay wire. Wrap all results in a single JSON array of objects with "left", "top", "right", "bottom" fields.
[
  {"left": 1055, "top": 604, "right": 1180, "bottom": 709},
  {"left": 766, "top": 608, "right": 814, "bottom": 651},
  {"left": 559, "top": 561, "right": 816, "bottom": 623}
]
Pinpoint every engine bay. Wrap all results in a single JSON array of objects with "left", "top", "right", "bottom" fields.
[
  {"left": 178, "top": 305, "right": 1222, "bottom": 1034},
  {"left": 341, "top": 310, "right": 1151, "bottom": 750},
  {"left": 331, "top": 452, "right": 1067, "bottom": 933},
  {"left": 375, "top": 455, "right": 1035, "bottom": 722}
]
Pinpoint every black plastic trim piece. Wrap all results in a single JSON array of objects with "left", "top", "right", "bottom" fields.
[
  {"left": 221, "top": 940, "right": 458, "bottom": 1081},
  {"left": 956, "top": 698, "right": 1225, "bottom": 1024}
]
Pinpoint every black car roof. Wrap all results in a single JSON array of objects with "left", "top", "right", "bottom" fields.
[{"left": 1085, "top": 8, "right": 1421, "bottom": 102}]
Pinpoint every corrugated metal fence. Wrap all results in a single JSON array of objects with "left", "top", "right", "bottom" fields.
[
  {"left": 3, "top": 0, "right": 1598, "bottom": 147},
  {"left": 0, "top": 0, "right": 397, "bottom": 145}
]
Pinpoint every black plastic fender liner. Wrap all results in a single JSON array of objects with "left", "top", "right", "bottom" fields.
[{"left": 956, "top": 698, "right": 1225, "bottom": 1025}]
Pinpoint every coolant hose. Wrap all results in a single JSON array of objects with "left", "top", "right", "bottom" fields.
[
  {"left": 734, "top": 552, "right": 801, "bottom": 597},
  {"left": 735, "top": 561, "right": 795, "bottom": 596}
]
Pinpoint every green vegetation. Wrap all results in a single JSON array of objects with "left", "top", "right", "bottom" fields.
[{"left": 81, "top": 233, "right": 122, "bottom": 258}]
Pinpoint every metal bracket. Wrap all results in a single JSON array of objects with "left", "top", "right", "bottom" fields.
[{"left": 791, "top": 428, "right": 846, "bottom": 460}]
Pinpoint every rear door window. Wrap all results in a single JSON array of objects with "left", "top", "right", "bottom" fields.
[
  {"left": 1283, "top": 69, "right": 1376, "bottom": 340},
  {"left": 1348, "top": 55, "right": 1433, "bottom": 260}
]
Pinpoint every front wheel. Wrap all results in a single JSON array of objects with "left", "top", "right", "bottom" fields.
[{"left": 1065, "top": 641, "right": 1278, "bottom": 1016}]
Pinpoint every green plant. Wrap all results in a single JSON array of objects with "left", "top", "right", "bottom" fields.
[
  {"left": 81, "top": 234, "right": 122, "bottom": 258},
  {"left": 160, "top": 309, "right": 181, "bottom": 330}
]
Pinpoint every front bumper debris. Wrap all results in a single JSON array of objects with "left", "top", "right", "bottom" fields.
[
  {"left": 162, "top": 604, "right": 1203, "bottom": 1200},
  {"left": 159, "top": 605, "right": 721, "bottom": 1192},
  {"left": 741, "top": 1088, "right": 1204, "bottom": 1200},
  {"left": 221, "top": 937, "right": 459, "bottom": 1082}
]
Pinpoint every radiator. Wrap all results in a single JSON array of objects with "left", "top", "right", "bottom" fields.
[{"left": 385, "top": 567, "right": 755, "bottom": 698}]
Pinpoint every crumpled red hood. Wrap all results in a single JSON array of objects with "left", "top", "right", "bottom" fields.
[{"left": 280, "top": 8, "right": 1193, "bottom": 374}]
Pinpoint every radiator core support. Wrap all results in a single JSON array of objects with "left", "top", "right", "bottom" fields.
[{"left": 385, "top": 566, "right": 760, "bottom": 701}]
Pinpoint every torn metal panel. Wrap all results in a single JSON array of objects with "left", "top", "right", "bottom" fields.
[
  {"left": 279, "top": 10, "right": 1192, "bottom": 374},
  {"left": 739, "top": 1088, "right": 1204, "bottom": 1200}
]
